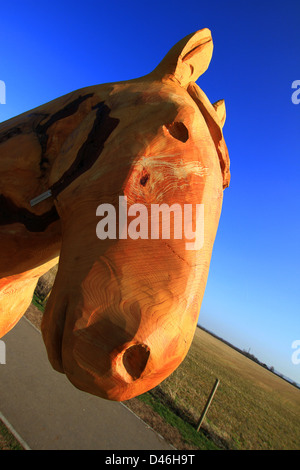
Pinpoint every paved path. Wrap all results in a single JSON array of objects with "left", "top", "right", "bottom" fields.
[{"left": 0, "top": 317, "right": 173, "bottom": 450}]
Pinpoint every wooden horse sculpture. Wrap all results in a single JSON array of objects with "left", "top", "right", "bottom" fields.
[{"left": 0, "top": 29, "right": 230, "bottom": 401}]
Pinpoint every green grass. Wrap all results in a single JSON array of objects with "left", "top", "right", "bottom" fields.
[
  {"left": 0, "top": 420, "right": 24, "bottom": 450},
  {"left": 32, "top": 293, "right": 45, "bottom": 312},
  {"left": 138, "top": 391, "right": 220, "bottom": 450}
]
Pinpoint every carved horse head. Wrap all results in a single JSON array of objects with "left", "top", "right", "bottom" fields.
[{"left": 0, "top": 29, "right": 230, "bottom": 401}]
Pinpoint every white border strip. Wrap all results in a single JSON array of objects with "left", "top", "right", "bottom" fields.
[{"left": 0, "top": 411, "right": 31, "bottom": 450}]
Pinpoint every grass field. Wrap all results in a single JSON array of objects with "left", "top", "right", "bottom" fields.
[{"left": 136, "top": 326, "right": 300, "bottom": 450}]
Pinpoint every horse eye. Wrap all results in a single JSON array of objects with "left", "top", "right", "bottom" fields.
[{"left": 165, "top": 122, "right": 189, "bottom": 143}]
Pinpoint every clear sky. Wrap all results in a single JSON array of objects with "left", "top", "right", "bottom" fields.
[{"left": 0, "top": 0, "right": 299, "bottom": 384}]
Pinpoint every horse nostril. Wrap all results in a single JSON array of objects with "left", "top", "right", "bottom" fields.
[{"left": 122, "top": 344, "right": 150, "bottom": 380}]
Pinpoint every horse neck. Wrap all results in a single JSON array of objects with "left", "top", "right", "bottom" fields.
[
  {"left": 0, "top": 139, "right": 62, "bottom": 336},
  {"left": 0, "top": 129, "right": 62, "bottom": 278},
  {"left": 0, "top": 85, "right": 112, "bottom": 279}
]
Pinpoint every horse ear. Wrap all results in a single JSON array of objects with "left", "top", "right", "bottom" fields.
[
  {"left": 151, "top": 29, "right": 213, "bottom": 87},
  {"left": 213, "top": 99, "right": 226, "bottom": 128}
]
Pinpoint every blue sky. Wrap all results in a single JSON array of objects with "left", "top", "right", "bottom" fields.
[{"left": 0, "top": 0, "right": 299, "bottom": 384}]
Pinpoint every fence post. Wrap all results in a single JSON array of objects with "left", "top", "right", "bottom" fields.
[{"left": 197, "top": 378, "right": 220, "bottom": 432}]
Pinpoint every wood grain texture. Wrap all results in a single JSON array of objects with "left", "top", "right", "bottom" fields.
[{"left": 0, "top": 28, "right": 230, "bottom": 400}]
